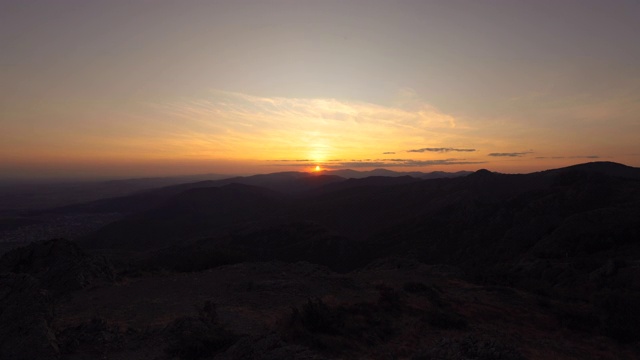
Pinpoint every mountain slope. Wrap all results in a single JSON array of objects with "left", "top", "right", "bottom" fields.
[
  {"left": 80, "top": 162, "right": 640, "bottom": 282},
  {"left": 84, "top": 184, "right": 286, "bottom": 250},
  {"left": 47, "top": 172, "right": 344, "bottom": 216}
]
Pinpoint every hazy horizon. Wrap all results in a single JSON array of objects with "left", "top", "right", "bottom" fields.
[
  {"left": 1, "top": 160, "right": 634, "bottom": 185},
  {"left": 2, "top": 1, "right": 639, "bottom": 179}
]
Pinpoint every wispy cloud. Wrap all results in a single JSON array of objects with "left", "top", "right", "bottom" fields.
[
  {"left": 151, "top": 90, "right": 463, "bottom": 162},
  {"left": 406, "top": 147, "right": 476, "bottom": 153},
  {"left": 488, "top": 152, "right": 533, "bottom": 157},
  {"left": 271, "top": 158, "right": 484, "bottom": 168},
  {"left": 337, "top": 159, "right": 484, "bottom": 168},
  {"left": 535, "top": 155, "right": 600, "bottom": 159},
  {"left": 272, "top": 159, "right": 313, "bottom": 162}
]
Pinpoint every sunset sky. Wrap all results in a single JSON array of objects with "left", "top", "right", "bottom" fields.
[{"left": 1, "top": 0, "right": 639, "bottom": 179}]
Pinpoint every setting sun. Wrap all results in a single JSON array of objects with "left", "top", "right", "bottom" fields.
[
  {"left": 2, "top": 2, "right": 640, "bottom": 358},
  {"left": 1, "top": 1, "right": 638, "bottom": 179}
]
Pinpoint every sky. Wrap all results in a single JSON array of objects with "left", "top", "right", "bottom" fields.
[{"left": 1, "top": 0, "right": 639, "bottom": 179}]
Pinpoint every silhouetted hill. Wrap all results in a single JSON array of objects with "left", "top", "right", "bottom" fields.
[
  {"left": 308, "top": 175, "right": 422, "bottom": 195},
  {"left": 141, "top": 221, "right": 364, "bottom": 273},
  {"left": 419, "top": 170, "right": 474, "bottom": 179},
  {"left": 81, "top": 162, "right": 640, "bottom": 290},
  {"left": 42, "top": 169, "right": 470, "bottom": 217},
  {"left": 84, "top": 183, "right": 286, "bottom": 250},
  {"left": 542, "top": 161, "right": 640, "bottom": 179},
  {"left": 47, "top": 172, "right": 344, "bottom": 216},
  {"left": 0, "top": 173, "right": 230, "bottom": 212},
  {"left": 0, "top": 238, "right": 114, "bottom": 295},
  {"left": 4, "top": 162, "right": 640, "bottom": 358},
  {"left": 0, "top": 273, "right": 58, "bottom": 359},
  {"left": 191, "top": 172, "right": 346, "bottom": 194},
  {"left": 288, "top": 169, "right": 553, "bottom": 242},
  {"left": 325, "top": 168, "right": 471, "bottom": 179}
]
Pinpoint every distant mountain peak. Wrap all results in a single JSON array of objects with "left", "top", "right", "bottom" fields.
[
  {"left": 546, "top": 161, "right": 640, "bottom": 179},
  {"left": 471, "top": 169, "right": 494, "bottom": 176},
  {"left": 326, "top": 168, "right": 471, "bottom": 179},
  {"left": 567, "top": 161, "right": 629, "bottom": 170}
]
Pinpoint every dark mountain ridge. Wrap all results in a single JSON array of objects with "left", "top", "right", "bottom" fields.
[
  {"left": 81, "top": 162, "right": 640, "bottom": 277},
  {"left": 42, "top": 169, "right": 470, "bottom": 216},
  {"left": 4, "top": 161, "right": 640, "bottom": 359},
  {"left": 87, "top": 183, "right": 287, "bottom": 250},
  {"left": 540, "top": 161, "right": 640, "bottom": 179},
  {"left": 0, "top": 173, "right": 231, "bottom": 212},
  {"left": 325, "top": 168, "right": 472, "bottom": 179},
  {"left": 42, "top": 171, "right": 344, "bottom": 216}
]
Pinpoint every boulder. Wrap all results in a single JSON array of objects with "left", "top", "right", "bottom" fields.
[
  {"left": 0, "top": 238, "right": 114, "bottom": 296},
  {"left": 0, "top": 273, "right": 59, "bottom": 360}
]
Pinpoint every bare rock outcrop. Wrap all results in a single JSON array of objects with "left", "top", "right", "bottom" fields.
[
  {"left": 0, "top": 238, "right": 114, "bottom": 296},
  {"left": 0, "top": 273, "right": 59, "bottom": 360}
]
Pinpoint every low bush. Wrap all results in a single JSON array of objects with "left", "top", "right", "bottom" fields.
[
  {"left": 412, "top": 335, "right": 525, "bottom": 360},
  {"left": 285, "top": 297, "right": 395, "bottom": 352},
  {"left": 165, "top": 301, "right": 237, "bottom": 360},
  {"left": 376, "top": 284, "right": 402, "bottom": 310},
  {"left": 424, "top": 309, "right": 468, "bottom": 330},
  {"left": 593, "top": 290, "right": 640, "bottom": 343},
  {"left": 403, "top": 282, "right": 446, "bottom": 307}
]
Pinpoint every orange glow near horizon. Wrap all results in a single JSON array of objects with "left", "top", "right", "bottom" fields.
[
  {"left": 2, "top": 3, "right": 640, "bottom": 180},
  {"left": 2, "top": 88, "right": 639, "bottom": 179}
]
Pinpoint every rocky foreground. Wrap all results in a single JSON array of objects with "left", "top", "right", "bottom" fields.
[{"left": 1, "top": 239, "right": 639, "bottom": 360}]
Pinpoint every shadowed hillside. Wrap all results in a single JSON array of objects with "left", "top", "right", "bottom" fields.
[{"left": 2, "top": 162, "right": 640, "bottom": 359}]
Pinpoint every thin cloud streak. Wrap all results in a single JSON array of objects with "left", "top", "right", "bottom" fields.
[
  {"left": 339, "top": 160, "right": 484, "bottom": 168},
  {"left": 271, "top": 158, "right": 484, "bottom": 168},
  {"left": 488, "top": 152, "right": 533, "bottom": 157},
  {"left": 536, "top": 155, "right": 600, "bottom": 159},
  {"left": 406, "top": 147, "right": 476, "bottom": 153},
  {"left": 151, "top": 90, "right": 463, "bottom": 162}
]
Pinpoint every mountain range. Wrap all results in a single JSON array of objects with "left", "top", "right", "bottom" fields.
[{"left": 1, "top": 161, "right": 640, "bottom": 359}]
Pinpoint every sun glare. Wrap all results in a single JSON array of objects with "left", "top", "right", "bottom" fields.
[{"left": 314, "top": 165, "right": 321, "bottom": 172}]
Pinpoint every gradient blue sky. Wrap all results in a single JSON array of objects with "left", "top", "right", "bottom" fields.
[{"left": 1, "top": 0, "right": 639, "bottom": 178}]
